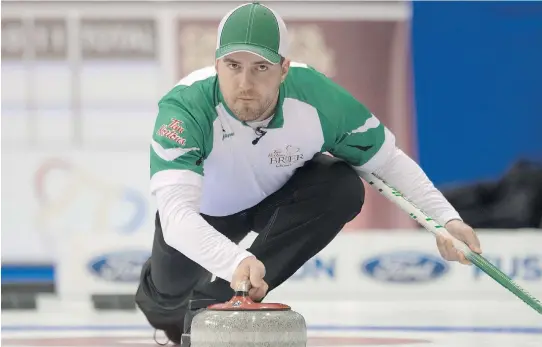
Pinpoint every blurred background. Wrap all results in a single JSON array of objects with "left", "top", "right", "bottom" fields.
[{"left": 1, "top": 1, "right": 541, "bottom": 310}]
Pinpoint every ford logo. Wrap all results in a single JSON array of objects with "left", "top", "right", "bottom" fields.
[
  {"left": 361, "top": 251, "right": 449, "bottom": 283},
  {"left": 87, "top": 250, "right": 149, "bottom": 283}
]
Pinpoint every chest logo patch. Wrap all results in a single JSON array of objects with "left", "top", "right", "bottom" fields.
[{"left": 269, "top": 145, "right": 304, "bottom": 168}]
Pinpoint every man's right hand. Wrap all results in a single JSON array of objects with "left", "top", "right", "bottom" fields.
[{"left": 231, "top": 256, "right": 268, "bottom": 302}]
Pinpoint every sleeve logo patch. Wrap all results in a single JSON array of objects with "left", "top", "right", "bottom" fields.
[{"left": 157, "top": 118, "right": 186, "bottom": 146}]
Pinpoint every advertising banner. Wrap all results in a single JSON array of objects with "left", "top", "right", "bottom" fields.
[
  {"left": 56, "top": 231, "right": 153, "bottom": 302},
  {"left": 53, "top": 229, "right": 542, "bottom": 304},
  {"left": 265, "top": 231, "right": 542, "bottom": 303}
]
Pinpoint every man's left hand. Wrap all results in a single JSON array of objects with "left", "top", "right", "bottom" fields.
[{"left": 436, "top": 219, "right": 482, "bottom": 265}]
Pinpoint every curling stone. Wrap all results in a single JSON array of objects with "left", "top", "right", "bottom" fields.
[{"left": 190, "top": 282, "right": 307, "bottom": 347}]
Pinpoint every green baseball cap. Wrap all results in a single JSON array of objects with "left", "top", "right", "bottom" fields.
[{"left": 215, "top": 2, "right": 289, "bottom": 64}]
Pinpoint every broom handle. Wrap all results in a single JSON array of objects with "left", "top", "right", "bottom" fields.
[{"left": 357, "top": 171, "right": 542, "bottom": 315}]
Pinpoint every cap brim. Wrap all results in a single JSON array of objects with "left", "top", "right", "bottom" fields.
[{"left": 216, "top": 44, "right": 281, "bottom": 64}]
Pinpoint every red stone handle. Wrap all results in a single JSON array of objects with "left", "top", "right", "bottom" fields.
[{"left": 207, "top": 281, "right": 291, "bottom": 311}]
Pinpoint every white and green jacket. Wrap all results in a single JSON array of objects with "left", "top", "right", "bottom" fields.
[{"left": 150, "top": 63, "right": 461, "bottom": 282}]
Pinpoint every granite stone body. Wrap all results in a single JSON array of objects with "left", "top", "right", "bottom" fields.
[{"left": 190, "top": 287, "right": 307, "bottom": 347}]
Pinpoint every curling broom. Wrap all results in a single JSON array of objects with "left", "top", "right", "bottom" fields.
[{"left": 358, "top": 171, "right": 542, "bottom": 315}]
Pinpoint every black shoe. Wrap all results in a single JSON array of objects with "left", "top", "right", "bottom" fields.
[
  {"left": 165, "top": 327, "right": 182, "bottom": 345},
  {"left": 153, "top": 325, "right": 182, "bottom": 345}
]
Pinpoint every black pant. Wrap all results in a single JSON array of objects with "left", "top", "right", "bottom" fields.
[{"left": 135, "top": 153, "right": 365, "bottom": 328}]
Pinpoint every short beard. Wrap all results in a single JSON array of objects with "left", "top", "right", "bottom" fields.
[{"left": 231, "top": 96, "right": 276, "bottom": 122}]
